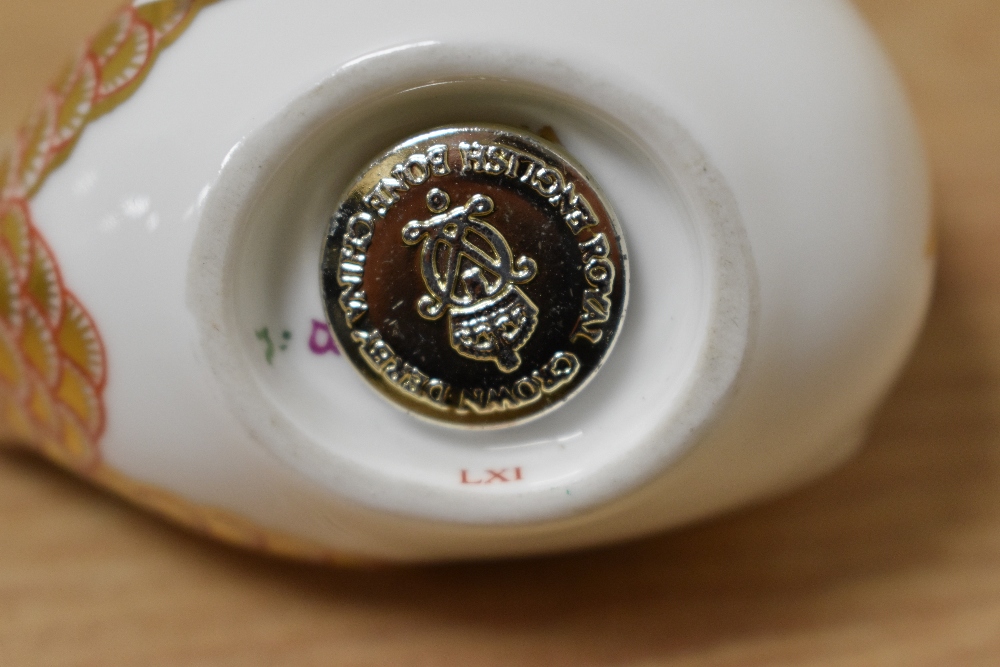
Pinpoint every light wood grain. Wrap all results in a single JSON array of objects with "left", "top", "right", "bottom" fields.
[{"left": 2, "top": 1, "right": 999, "bottom": 665}]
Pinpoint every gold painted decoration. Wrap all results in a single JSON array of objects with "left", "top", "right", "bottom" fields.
[
  {"left": 0, "top": 0, "right": 211, "bottom": 469},
  {"left": 0, "top": 1, "right": 359, "bottom": 564}
]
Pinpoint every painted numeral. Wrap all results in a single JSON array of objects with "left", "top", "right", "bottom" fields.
[{"left": 461, "top": 468, "right": 524, "bottom": 485}]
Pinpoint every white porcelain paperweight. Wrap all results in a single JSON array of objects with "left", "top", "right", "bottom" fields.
[{"left": 0, "top": 0, "right": 933, "bottom": 563}]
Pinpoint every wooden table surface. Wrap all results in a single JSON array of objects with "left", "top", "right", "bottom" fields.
[{"left": 2, "top": 1, "right": 999, "bottom": 665}]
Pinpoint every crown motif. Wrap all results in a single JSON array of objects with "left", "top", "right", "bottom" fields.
[{"left": 402, "top": 188, "right": 539, "bottom": 372}]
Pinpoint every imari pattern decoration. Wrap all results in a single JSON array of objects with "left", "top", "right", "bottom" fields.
[
  {"left": 0, "top": 2, "right": 356, "bottom": 563},
  {"left": 0, "top": 1, "right": 212, "bottom": 471}
]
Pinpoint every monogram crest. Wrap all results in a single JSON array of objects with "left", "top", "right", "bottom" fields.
[
  {"left": 402, "top": 188, "right": 538, "bottom": 373},
  {"left": 322, "top": 126, "right": 627, "bottom": 426}
]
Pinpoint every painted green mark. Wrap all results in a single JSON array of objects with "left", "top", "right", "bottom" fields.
[
  {"left": 256, "top": 327, "right": 294, "bottom": 363},
  {"left": 256, "top": 327, "right": 275, "bottom": 364}
]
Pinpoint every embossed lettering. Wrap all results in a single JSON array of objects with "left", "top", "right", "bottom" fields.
[
  {"left": 325, "top": 128, "right": 624, "bottom": 426},
  {"left": 392, "top": 153, "right": 430, "bottom": 185},
  {"left": 530, "top": 166, "right": 564, "bottom": 197},
  {"left": 363, "top": 183, "right": 394, "bottom": 217},
  {"left": 350, "top": 329, "right": 451, "bottom": 408},
  {"left": 578, "top": 231, "right": 610, "bottom": 263},
  {"left": 573, "top": 289, "right": 612, "bottom": 343},
  {"left": 458, "top": 141, "right": 484, "bottom": 173},
  {"left": 457, "top": 351, "right": 580, "bottom": 413},
  {"left": 338, "top": 287, "right": 367, "bottom": 326},
  {"left": 572, "top": 233, "right": 615, "bottom": 343},
  {"left": 426, "top": 144, "right": 451, "bottom": 176},
  {"left": 555, "top": 182, "right": 599, "bottom": 234},
  {"left": 337, "top": 212, "right": 374, "bottom": 325},
  {"left": 458, "top": 140, "right": 599, "bottom": 234}
]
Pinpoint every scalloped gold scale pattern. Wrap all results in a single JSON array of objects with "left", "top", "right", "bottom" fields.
[{"left": 0, "top": 1, "right": 363, "bottom": 565}]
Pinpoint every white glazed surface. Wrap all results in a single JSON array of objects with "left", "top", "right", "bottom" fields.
[
  {"left": 28, "top": 0, "right": 932, "bottom": 561},
  {"left": 188, "top": 60, "right": 754, "bottom": 525}
]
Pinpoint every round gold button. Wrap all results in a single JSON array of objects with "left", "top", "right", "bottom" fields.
[{"left": 321, "top": 126, "right": 628, "bottom": 427}]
